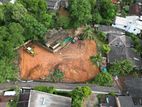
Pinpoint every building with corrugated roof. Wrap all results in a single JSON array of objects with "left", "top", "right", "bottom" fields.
[{"left": 107, "top": 33, "right": 142, "bottom": 70}]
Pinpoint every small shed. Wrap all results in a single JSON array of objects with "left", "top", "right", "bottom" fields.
[{"left": 44, "top": 29, "right": 70, "bottom": 52}]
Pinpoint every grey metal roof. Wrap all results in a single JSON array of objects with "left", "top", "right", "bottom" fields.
[
  {"left": 98, "top": 25, "right": 125, "bottom": 34},
  {"left": 108, "top": 33, "right": 142, "bottom": 69},
  {"left": 125, "top": 78, "right": 142, "bottom": 97},
  {"left": 28, "top": 90, "right": 71, "bottom": 107},
  {"left": 132, "top": 97, "right": 142, "bottom": 106},
  {"left": 108, "top": 46, "right": 127, "bottom": 63},
  {"left": 117, "top": 96, "right": 135, "bottom": 107},
  {"left": 108, "top": 33, "right": 133, "bottom": 47},
  {"left": 108, "top": 33, "right": 127, "bottom": 47}
]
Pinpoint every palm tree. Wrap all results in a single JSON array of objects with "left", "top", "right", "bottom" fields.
[
  {"left": 82, "top": 25, "right": 95, "bottom": 40},
  {"left": 90, "top": 53, "right": 103, "bottom": 67}
]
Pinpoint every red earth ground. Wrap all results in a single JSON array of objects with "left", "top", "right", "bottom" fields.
[{"left": 19, "top": 40, "right": 99, "bottom": 82}]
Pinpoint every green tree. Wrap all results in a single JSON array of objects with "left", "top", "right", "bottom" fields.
[
  {"left": 69, "top": 0, "right": 92, "bottom": 27},
  {"left": 18, "top": 0, "right": 47, "bottom": 15},
  {"left": 20, "top": 14, "right": 47, "bottom": 40},
  {"left": 96, "top": 31, "right": 106, "bottom": 42},
  {"left": 131, "top": 35, "right": 142, "bottom": 55},
  {"left": 0, "top": 5, "right": 4, "bottom": 24},
  {"left": 91, "top": 72, "right": 113, "bottom": 86},
  {"left": 0, "top": 26, "right": 11, "bottom": 58},
  {"left": 4, "top": 3, "right": 27, "bottom": 22},
  {"left": 82, "top": 25, "right": 95, "bottom": 40},
  {"left": 90, "top": 54, "right": 103, "bottom": 67},
  {"left": 39, "top": 13, "right": 53, "bottom": 28},
  {"left": 89, "top": 0, "right": 96, "bottom": 8},
  {"left": 18, "top": 0, "right": 53, "bottom": 28},
  {"left": 8, "top": 22, "right": 25, "bottom": 47},
  {"left": 0, "top": 24, "right": 24, "bottom": 59},
  {"left": 101, "top": 44, "right": 111, "bottom": 54},
  {"left": 92, "top": 10, "right": 102, "bottom": 24},
  {"left": 0, "top": 58, "right": 17, "bottom": 83},
  {"left": 71, "top": 86, "right": 92, "bottom": 107},
  {"left": 109, "top": 60, "right": 133, "bottom": 76},
  {"left": 56, "top": 16, "right": 71, "bottom": 29},
  {"left": 97, "top": 0, "right": 116, "bottom": 24}
]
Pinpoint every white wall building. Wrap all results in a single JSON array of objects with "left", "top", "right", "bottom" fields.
[{"left": 112, "top": 16, "right": 142, "bottom": 35}]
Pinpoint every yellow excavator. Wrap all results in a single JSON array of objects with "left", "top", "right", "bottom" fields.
[{"left": 24, "top": 46, "right": 35, "bottom": 56}]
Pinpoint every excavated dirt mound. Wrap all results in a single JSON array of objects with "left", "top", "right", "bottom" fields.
[{"left": 19, "top": 40, "right": 99, "bottom": 82}]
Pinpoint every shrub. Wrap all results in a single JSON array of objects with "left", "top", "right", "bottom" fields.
[
  {"left": 48, "top": 69, "right": 64, "bottom": 82},
  {"left": 101, "top": 44, "right": 111, "bottom": 54},
  {"left": 90, "top": 72, "right": 113, "bottom": 86},
  {"left": 33, "top": 86, "right": 56, "bottom": 94},
  {"left": 95, "top": 31, "right": 106, "bottom": 42}
]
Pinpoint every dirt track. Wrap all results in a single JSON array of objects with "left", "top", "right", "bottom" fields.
[{"left": 19, "top": 40, "right": 99, "bottom": 82}]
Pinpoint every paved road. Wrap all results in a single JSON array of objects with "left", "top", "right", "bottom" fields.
[{"left": 0, "top": 81, "right": 120, "bottom": 94}]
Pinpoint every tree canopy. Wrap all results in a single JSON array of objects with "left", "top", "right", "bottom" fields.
[
  {"left": 71, "top": 86, "right": 92, "bottom": 107},
  {"left": 0, "top": 58, "right": 17, "bottom": 83},
  {"left": 69, "top": 0, "right": 92, "bottom": 27},
  {"left": 109, "top": 60, "right": 133, "bottom": 76},
  {"left": 0, "top": 1, "right": 51, "bottom": 83},
  {"left": 82, "top": 25, "right": 95, "bottom": 40},
  {"left": 90, "top": 72, "right": 113, "bottom": 86},
  {"left": 93, "top": 0, "right": 116, "bottom": 24}
]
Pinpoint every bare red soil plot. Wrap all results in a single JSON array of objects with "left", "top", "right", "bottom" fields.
[{"left": 19, "top": 40, "right": 99, "bottom": 82}]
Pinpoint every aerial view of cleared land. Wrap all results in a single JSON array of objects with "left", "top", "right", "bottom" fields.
[
  {"left": 19, "top": 40, "right": 99, "bottom": 82},
  {"left": 0, "top": 0, "right": 142, "bottom": 107}
]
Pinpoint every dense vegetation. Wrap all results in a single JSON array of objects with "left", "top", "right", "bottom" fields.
[
  {"left": 92, "top": 0, "right": 116, "bottom": 24},
  {"left": 90, "top": 54, "right": 103, "bottom": 67},
  {"left": 90, "top": 72, "right": 113, "bottom": 86},
  {"left": 109, "top": 60, "right": 133, "bottom": 76},
  {"left": 71, "top": 86, "right": 92, "bottom": 107},
  {"left": 33, "top": 86, "right": 56, "bottom": 94},
  {"left": 0, "top": 0, "right": 53, "bottom": 83}
]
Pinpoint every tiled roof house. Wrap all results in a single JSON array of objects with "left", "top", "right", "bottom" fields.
[{"left": 107, "top": 33, "right": 142, "bottom": 70}]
